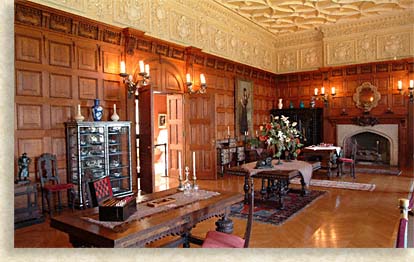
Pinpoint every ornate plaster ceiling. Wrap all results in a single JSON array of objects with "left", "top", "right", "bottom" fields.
[{"left": 215, "top": 0, "right": 414, "bottom": 35}]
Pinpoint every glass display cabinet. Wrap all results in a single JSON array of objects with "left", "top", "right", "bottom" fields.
[{"left": 65, "top": 121, "right": 132, "bottom": 209}]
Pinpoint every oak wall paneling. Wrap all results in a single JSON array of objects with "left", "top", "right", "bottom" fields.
[
  {"left": 14, "top": 2, "right": 129, "bottom": 194},
  {"left": 15, "top": 1, "right": 278, "bottom": 195},
  {"left": 275, "top": 59, "right": 413, "bottom": 168}
]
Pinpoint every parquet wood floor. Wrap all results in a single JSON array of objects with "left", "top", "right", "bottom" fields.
[{"left": 14, "top": 168, "right": 413, "bottom": 248}]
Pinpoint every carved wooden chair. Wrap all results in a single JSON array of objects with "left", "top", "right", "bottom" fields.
[
  {"left": 201, "top": 173, "right": 254, "bottom": 248},
  {"left": 396, "top": 198, "right": 410, "bottom": 248},
  {"left": 337, "top": 140, "right": 357, "bottom": 179},
  {"left": 37, "top": 153, "right": 74, "bottom": 216}
]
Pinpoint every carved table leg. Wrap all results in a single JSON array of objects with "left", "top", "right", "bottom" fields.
[
  {"left": 215, "top": 214, "right": 234, "bottom": 234},
  {"left": 243, "top": 174, "right": 250, "bottom": 204},
  {"left": 260, "top": 178, "right": 267, "bottom": 200},
  {"left": 182, "top": 231, "right": 190, "bottom": 248},
  {"left": 299, "top": 174, "right": 308, "bottom": 196}
]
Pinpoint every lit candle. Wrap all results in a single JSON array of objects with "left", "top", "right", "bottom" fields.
[
  {"left": 139, "top": 60, "right": 145, "bottom": 73},
  {"left": 145, "top": 64, "right": 150, "bottom": 76},
  {"left": 200, "top": 74, "right": 206, "bottom": 85},
  {"left": 331, "top": 87, "right": 336, "bottom": 95},
  {"left": 410, "top": 80, "right": 414, "bottom": 88},
  {"left": 255, "top": 130, "right": 258, "bottom": 137},
  {"left": 314, "top": 88, "right": 318, "bottom": 96},
  {"left": 321, "top": 86, "right": 325, "bottom": 95},
  {"left": 178, "top": 151, "right": 182, "bottom": 180},
  {"left": 398, "top": 80, "right": 403, "bottom": 90},
  {"left": 227, "top": 126, "right": 230, "bottom": 136},
  {"left": 244, "top": 131, "right": 247, "bottom": 136},
  {"left": 120, "top": 61, "right": 126, "bottom": 74},
  {"left": 192, "top": 152, "right": 196, "bottom": 180},
  {"left": 186, "top": 73, "right": 191, "bottom": 83}
]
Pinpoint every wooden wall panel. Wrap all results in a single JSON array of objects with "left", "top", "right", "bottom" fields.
[
  {"left": 50, "top": 105, "right": 72, "bottom": 129},
  {"left": 17, "top": 104, "right": 43, "bottom": 130},
  {"left": 49, "top": 40, "right": 72, "bottom": 68},
  {"left": 16, "top": 69, "right": 42, "bottom": 96},
  {"left": 51, "top": 137, "right": 66, "bottom": 161},
  {"left": 78, "top": 77, "right": 98, "bottom": 99},
  {"left": 77, "top": 45, "right": 98, "bottom": 71},
  {"left": 49, "top": 73, "right": 72, "bottom": 98},
  {"left": 102, "top": 51, "right": 120, "bottom": 74},
  {"left": 15, "top": 34, "right": 41, "bottom": 63},
  {"left": 103, "top": 80, "right": 121, "bottom": 101}
]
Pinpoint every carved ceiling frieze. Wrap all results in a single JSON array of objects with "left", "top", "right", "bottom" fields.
[{"left": 27, "top": 0, "right": 414, "bottom": 74}]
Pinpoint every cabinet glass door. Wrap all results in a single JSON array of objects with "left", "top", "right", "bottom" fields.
[{"left": 108, "top": 125, "right": 131, "bottom": 196}]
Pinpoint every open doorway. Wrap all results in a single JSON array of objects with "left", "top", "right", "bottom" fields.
[{"left": 153, "top": 93, "right": 169, "bottom": 190}]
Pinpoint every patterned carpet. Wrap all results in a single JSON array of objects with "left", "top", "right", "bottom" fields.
[
  {"left": 291, "top": 178, "right": 376, "bottom": 191},
  {"left": 229, "top": 190, "right": 326, "bottom": 226}
]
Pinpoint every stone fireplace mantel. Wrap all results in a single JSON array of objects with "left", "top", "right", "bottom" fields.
[{"left": 336, "top": 124, "right": 399, "bottom": 166}]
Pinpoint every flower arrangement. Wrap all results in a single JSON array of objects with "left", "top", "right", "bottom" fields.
[{"left": 259, "top": 115, "right": 303, "bottom": 160}]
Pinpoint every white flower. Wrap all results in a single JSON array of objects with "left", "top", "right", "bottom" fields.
[{"left": 292, "top": 122, "right": 297, "bottom": 127}]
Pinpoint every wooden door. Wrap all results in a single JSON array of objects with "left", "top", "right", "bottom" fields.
[
  {"left": 167, "top": 94, "right": 183, "bottom": 179},
  {"left": 185, "top": 93, "right": 217, "bottom": 180},
  {"left": 138, "top": 85, "right": 154, "bottom": 193}
]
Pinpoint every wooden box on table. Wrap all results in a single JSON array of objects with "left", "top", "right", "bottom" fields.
[{"left": 88, "top": 176, "right": 136, "bottom": 221}]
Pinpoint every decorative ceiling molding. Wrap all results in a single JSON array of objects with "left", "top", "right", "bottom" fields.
[
  {"left": 215, "top": 0, "right": 414, "bottom": 35},
  {"left": 28, "top": 0, "right": 414, "bottom": 74}
]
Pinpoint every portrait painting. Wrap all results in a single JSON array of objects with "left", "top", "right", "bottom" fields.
[
  {"left": 235, "top": 78, "right": 254, "bottom": 137},
  {"left": 158, "top": 113, "right": 167, "bottom": 128}
]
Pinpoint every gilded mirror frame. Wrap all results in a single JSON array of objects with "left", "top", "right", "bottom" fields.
[{"left": 352, "top": 82, "right": 381, "bottom": 112}]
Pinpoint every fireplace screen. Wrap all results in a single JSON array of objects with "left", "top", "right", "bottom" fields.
[{"left": 346, "top": 132, "right": 390, "bottom": 165}]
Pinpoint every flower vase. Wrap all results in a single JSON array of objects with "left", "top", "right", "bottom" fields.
[
  {"left": 284, "top": 151, "right": 292, "bottom": 162},
  {"left": 74, "top": 104, "right": 84, "bottom": 122},
  {"left": 277, "top": 98, "right": 283, "bottom": 109},
  {"left": 91, "top": 99, "right": 103, "bottom": 121},
  {"left": 111, "top": 104, "right": 120, "bottom": 122}
]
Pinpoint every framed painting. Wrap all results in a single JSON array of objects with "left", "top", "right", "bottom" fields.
[
  {"left": 158, "top": 113, "right": 167, "bottom": 128},
  {"left": 235, "top": 78, "right": 254, "bottom": 137}
]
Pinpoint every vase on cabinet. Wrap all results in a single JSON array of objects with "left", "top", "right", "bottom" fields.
[
  {"left": 74, "top": 104, "right": 84, "bottom": 122},
  {"left": 111, "top": 104, "right": 120, "bottom": 122},
  {"left": 91, "top": 99, "right": 103, "bottom": 121},
  {"left": 278, "top": 98, "right": 283, "bottom": 109}
]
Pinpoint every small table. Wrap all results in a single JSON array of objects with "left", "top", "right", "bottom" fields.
[
  {"left": 253, "top": 169, "right": 305, "bottom": 209},
  {"left": 302, "top": 146, "right": 341, "bottom": 178},
  {"left": 51, "top": 188, "right": 243, "bottom": 248},
  {"left": 14, "top": 182, "right": 44, "bottom": 229},
  {"left": 226, "top": 160, "right": 319, "bottom": 205}
]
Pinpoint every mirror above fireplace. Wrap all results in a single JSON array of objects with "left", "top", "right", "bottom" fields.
[{"left": 352, "top": 82, "right": 381, "bottom": 113}]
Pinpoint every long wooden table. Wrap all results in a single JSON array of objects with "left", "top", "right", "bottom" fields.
[{"left": 50, "top": 188, "right": 243, "bottom": 248}]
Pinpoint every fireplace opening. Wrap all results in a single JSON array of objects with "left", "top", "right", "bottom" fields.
[{"left": 346, "top": 132, "right": 390, "bottom": 165}]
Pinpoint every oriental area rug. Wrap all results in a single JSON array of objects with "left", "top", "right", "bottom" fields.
[
  {"left": 290, "top": 178, "right": 376, "bottom": 191},
  {"left": 229, "top": 190, "right": 326, "bottom": 226}
]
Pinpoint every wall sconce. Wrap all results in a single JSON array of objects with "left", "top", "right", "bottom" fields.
[
  {"left": 186, "top": 73, "right": 207, "bottom": 94},
  {"left": 313, "top": 86, "right": 336, "bottom": 106},
  {"left": 119, "top": 60, "right": 150, "bottom": 98},
  {"left": 397, "top": 79, "right": 414, "bottom": 102}
]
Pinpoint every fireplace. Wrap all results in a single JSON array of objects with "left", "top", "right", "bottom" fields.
[
  {"left": 337, "top": 124, "right": 398, "bottom": 166},
  {"left": 345, "top": 132, "right": 390, "bottom": 165}
]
